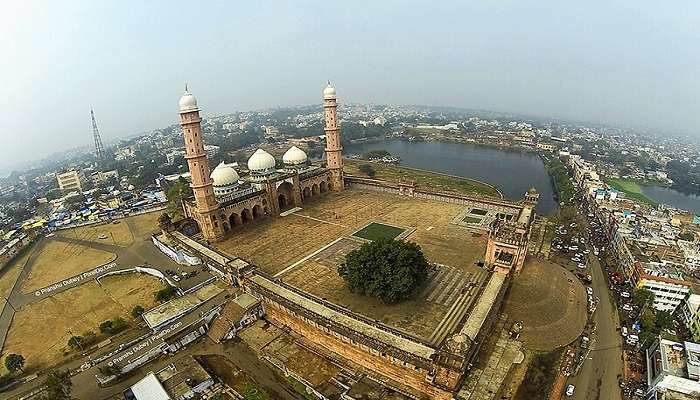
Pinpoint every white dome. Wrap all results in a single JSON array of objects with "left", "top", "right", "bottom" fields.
[
  {"left": 247, "top": 148, "right": 276, "bottom": 172},
  {"left": 210, "top": 162, "right": 239, "bottom": 187},
  {"left": 323, "top": 82, "right": 336, "bottom": 99},
  {"left": 178, "top": 86, "right": 198, "bottom": 112},
  {"left": 282, "top": 146, "right": 308, "bottom": 165}
]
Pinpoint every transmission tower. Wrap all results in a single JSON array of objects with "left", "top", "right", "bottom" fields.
[{"left": 91, "top": 109, "right": 106, "bottom": 162}]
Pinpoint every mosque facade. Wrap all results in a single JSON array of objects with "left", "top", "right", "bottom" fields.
[{"left": 179, "top": 83, "right": 343, "bottom": 242}]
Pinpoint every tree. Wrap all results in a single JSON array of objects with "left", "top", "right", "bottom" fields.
[
  {"left": 655, "top": 310, "right": 674, "bottom": 332},
  {"left": 339, "top": 238, "right": 429, "bottom": 304},
  {"left": 633, "top": 288, "right": 655, "bottom": 307},
  {"left": 99, "top": 320, "right": 114, "bottom": 335},
  {"left": 67, "top": 336, "right": 84, "bottom": 350},
  {"left": 37, "top": 370, "right": 72, "bottom": 400},
  {"left": 155, "top": 286, "right": 177, "bottom": 303},
  {"left": 4, "top": 354, "right": 25, "bottom": 374},
  {"left": 166, "top": 177, "right": 193, "bottom": 219},
  {"left": 131, "top": 305, "right": 145, "bottom": 318},
  {"left": 358, "top": 164, "right": 376, "bottom": 178},
  {"left": 640, "top": 308, "right": 657, "bottom": 333}
]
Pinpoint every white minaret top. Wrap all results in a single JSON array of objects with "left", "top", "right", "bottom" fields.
[
  {"left": 178, "top": 85, "right": 199, "bottom": 113},
  {"left": 323, "top": 81, "right": 337, "bottom": 99}
]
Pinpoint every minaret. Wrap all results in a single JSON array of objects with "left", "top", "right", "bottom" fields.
[
  {"left": 178, "top": 87, "right": 225, "bottom": 242},
  {"left": 323, "top": 82, "right": 344, "bottom": 191}
]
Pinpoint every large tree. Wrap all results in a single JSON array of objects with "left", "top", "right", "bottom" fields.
[
  {"left": 38, "top": 370, "right": 72, "bottom": 400},
  {"left": 339, "top": 238, "right": 429, "bottom": 304},
  {"left": 4, "top": 354, "right": 24, "bottom": 374}
]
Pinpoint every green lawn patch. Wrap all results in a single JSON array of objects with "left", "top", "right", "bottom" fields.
[
  {"left": 607, "top": 179, "right": 657, "bottom": 205},
  {"left": 352, "top": 223, "right": 405, "bottom": 241}
]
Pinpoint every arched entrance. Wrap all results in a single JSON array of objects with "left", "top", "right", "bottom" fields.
[
  {"left": 320, "top": 181, "right": 328, "bottom": 193},
  {"left": 312, "top": 183, "right": 320, "bottom": 196},
  {"left": 229, "top": 213, "right": 242, "bottom": 227},
  {"left": 303, "top": 187, "right": 311, "bottom": 200},
  {"left": 241, "top": 208, "right": 252, "bottom": 224},
  {"left": 278, "top": 194, "right": 289, "bottom": 211},
  {"left": 252, "top": 204, "right": 263, "bottom": 219}
]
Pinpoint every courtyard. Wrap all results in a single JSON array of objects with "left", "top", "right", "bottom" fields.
[{"left": 215, "top": 189, "right": 490, "bottom": 340}]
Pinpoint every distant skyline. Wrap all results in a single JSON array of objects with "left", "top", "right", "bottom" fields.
[{"left": 2, "top": 1, "right": 699, "bottom": 171}]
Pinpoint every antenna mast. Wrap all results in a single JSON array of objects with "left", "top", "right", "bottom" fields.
[{"left": 91, "top": 109, "right": 106, "bottom": 162}]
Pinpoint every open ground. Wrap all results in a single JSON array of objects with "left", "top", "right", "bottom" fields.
[
  {"left": 0, "top": 212, "right": 176, "bottom": 374},
  {"left": 502, "top": 259, "right": 587, "bottom": 351},
  {"left": 215, "top": 189, "right": 489, "bottom": 340},
  {"left": 3, "top": 273, "right": 166, "bottom": 373}
]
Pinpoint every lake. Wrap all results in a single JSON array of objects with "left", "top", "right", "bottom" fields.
[
  {"left": 346, "top": 140, "right": 558, "bottom": 214},
  {"left": 641, "top": 185, "right": 700, "bottom": 214}
]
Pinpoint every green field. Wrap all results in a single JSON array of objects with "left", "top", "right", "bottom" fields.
[
  {"left": 352, "top": 223, "right": 405, "bottom": 241},
  {"left": 607, "top": 179, "right": 657, "bottom": 205}
]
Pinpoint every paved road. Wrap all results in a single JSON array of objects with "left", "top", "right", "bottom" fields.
[{"left": 566, "top": 244, "right": 623, "bottom": 400}]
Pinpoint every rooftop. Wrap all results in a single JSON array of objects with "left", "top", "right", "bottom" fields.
[{"left": 143, "top": 283, "right": 224, "bottom": 329}]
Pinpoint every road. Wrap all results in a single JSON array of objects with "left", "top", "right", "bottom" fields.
[{"left": 566, "top": 242, "right": 623, "bottom": 400}]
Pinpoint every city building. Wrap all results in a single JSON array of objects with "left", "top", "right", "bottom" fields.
[
  {"left": 56, "top": 169, "right": 86, "bottom": 192},
  {"left": 124, "top": 356, "right": 217, "bottom": 400},
  {"left": 90, "top": 169, "right": 119, "bottom": 186},
  {"left": 646, "top": 339, "right": 700, "bottom": 399},
  {"left": 678, "top": 294, "right": 700, "bottom": 342}
]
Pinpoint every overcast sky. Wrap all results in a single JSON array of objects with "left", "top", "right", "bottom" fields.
[{"left": 1, "top": 1, "right": 699, "bottom": 170}]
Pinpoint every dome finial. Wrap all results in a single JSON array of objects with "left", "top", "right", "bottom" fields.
[{"left": 185, "top": 83, "right": 189, "bottom": 93}]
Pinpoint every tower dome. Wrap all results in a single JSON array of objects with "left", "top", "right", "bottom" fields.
[
  {"left": 178, "top": 86, "right": 198, "bottom": 112},
  {"left": 210, "top": 162, "right": 240, "bottom": 187},
  {"left": 282, "top": 146, "right": 308, "bottom": 165},
  {"left": 323, "top": 81, "right": 336, "bottom": 99},
  {"left": 247, "top": 148, "right": 276, "bottom": 173}
]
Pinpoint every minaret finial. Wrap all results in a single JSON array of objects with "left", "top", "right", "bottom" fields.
[{"left": 185, "top": 83, "right": 189, "bottom": 93}]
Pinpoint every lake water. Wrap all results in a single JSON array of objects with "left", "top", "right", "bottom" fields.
[
  {"left": 346, "top": 140, "right": 558, "bottom": 214},
  {"left": 641, "top": 185, "right": 700, "bottom": 214}
]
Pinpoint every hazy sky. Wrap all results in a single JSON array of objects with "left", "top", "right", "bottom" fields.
[{"left": 2, "top": 1, "right": 699, "bottom": 169}]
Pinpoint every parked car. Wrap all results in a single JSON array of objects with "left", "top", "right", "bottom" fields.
[
  {"left": 587, "top": 287, "right": 594, "bottom": 295},
  {"left": 622, "top": 304, "right": 633, "bottom": 312},
  {"left": 621, "top": 291, "right": 631, "bottom": 299},
  {"left": 565, "top": 384, "right": 576, "bottom": 396}
]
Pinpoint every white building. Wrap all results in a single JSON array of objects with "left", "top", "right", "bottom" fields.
[
  {"left": 678, "top": 294, "right": 700, "bottom": 343},
  {"left": 636, "top": 263, "right": 692, "bottom": 313},
  {"left": 646, "top": 339, "right": 700, "bottom": 399}
]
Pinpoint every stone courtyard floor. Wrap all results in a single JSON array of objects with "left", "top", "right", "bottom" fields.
[{"left": 216, "top": 189, "right": 490, "bottom": 340}]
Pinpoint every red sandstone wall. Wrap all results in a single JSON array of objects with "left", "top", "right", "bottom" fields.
[{"left": 264, "top": 303, "right": 452, "bottom": 400}]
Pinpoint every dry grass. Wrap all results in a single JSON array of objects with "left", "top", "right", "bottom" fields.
[
  {"left": 2, "top": 273, "right": 165, "bottom": 373},
  {"left": 503, "top": 260, "right": 587, "bottom": 351},
  {"left": 127, "top": 212, "right": 162, "bottom": 239},
  {"left": 21, "top": 240, "right": 116, "bottom": 292},
  {"left": 59, "top": 221, "right": 134, "bottom": 247}
]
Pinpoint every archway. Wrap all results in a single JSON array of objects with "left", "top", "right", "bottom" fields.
[
  {"left": 303, "top": 187, "right": 311, "bottom": 200},
  {"left": 327, "top": 179, "right": 334, "bottom": 191},
  {"left": 312, "top": 183, "right": 320, "bottom": 196},
  {"left": 229, "top": 213, "right": 242, "bottom": 227},
  {"left": 241, "top": 208, "right": 252, "bottom": 224},
  {"left": 320, "top": 181, "right": 328, "bottom": 193},
  {"left": 278, "top": 194, "right": 289, "bottom": 211},
  {"left": 252, "top": 204, "right": 263, "bottom": 219}
]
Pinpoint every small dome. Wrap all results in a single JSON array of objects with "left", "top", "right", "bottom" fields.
[
  {"left": 178, "top": 86, "right": 198, "bottom": 112},
  {"left": 323, "top": 81, "right": 336, "bottom": 99},
  {"left": 247, "top": 148, "right": 276, "bottom": 172},
  {"left": 282, "top": 146, "right": 308, "bottom": 165},
  {"left": 210, "top": 162, "right": 239, "bottom": 187}
]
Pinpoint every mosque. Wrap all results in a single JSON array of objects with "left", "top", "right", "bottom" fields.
[
  {"left": 170, "top": 82, "right": 539, "bottom": 399},
  {"left": 178, "top": 83, "right": 344, "bottom": 242}
]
